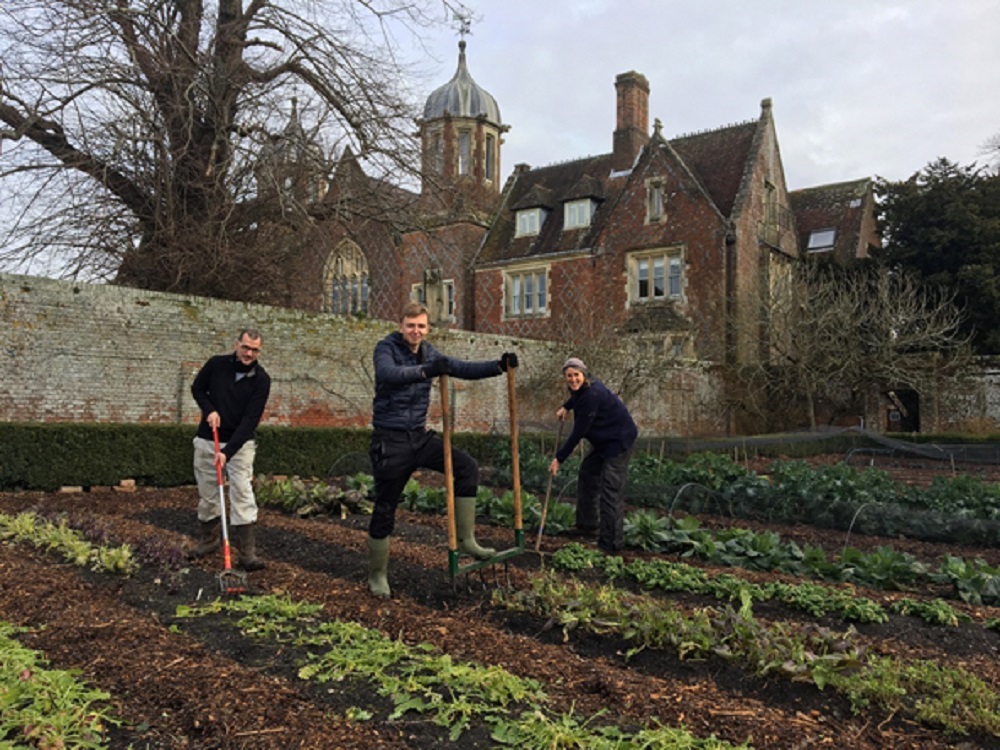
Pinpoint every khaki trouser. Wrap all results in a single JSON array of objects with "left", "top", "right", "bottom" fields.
[{"left": 193, "top": 436, "right": 258, "bottom": 526}]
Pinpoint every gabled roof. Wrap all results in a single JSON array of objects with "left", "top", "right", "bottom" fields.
[
  {"left": 670, "top": 121, "right": 758, "bottom": 217},
  {"left": 322, "top": 147, "right": 421, "bottom": 228},
  {"left": 476, "top": 115, "right": 762, "bottom": 265},
  {"left": 477, "top": 154, "right": 623, "bottom": 265},
  {"left": 563, "top": 174, "right": 606, "bottom": 202},
  {"left": 789, "top": 178, "right": 875, "bottom": 260},
  {"left": 510, "top": 184, "right": 556, "bottom": 211}
]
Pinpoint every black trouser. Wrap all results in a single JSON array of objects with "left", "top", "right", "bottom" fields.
[
  {"left": 575, "top": 447, "right": 632, "bottom": 552},
  {"left": 368, "top": 429, "right": 479, "bottom": 539}
]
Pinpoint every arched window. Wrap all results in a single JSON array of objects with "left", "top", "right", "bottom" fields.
[{"left": 324, "top": 241, "right": 369, "bottom": 316}]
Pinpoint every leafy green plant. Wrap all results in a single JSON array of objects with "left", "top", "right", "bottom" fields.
[
  {"left": 491, "top": 710, "right": 750, "bottom": 749},
  {"left": 623, "top": 508, "right": 673, "bottom": 551},
  {"left": 830, "top": 656, "right": 1000, "bottom": 736},
  {"left": 534, "top": 499, "right": 575, "bottom": 535},
  {"left": 502, "top": 571, "right": 1000, "bottom": 737},
  {"left": 255, "top": 474, "right": 373, "bottom": 517},
  {"left": 489, "top": 489, "right": 537, "bottom": 528},
  {"left": 839, "top": 545, "right": 927, "bottom": 590},
  {"left": 346, "top": 472, "right": 374, "bottom": 495},
  {"left": 180, "top": 595, "right": 546, "bottom": 741},
  {"left": 551, "top": 543, "right": 605, "bottom": 572},
  {"left": 889, "top": 598, "right": 967, "bottom": 627},
  {"left": 499, "top": 574, "right": 866, "bottom": 688},
  {"left": 556, "top": 548, "right": 897, "bottom": 628},
  {"left": 254, "top": 475, "right": 307, "bottom": 512},
  {"left": 931, "top": 555, "right": 1000, "bottom": 605},
  {"left": 402, "top": 479, "right": 446, "bottom": 515},
  {"left": 173, "top": 593, "right": 735, "bottom": 746},
  {"left": 0, "top": 621, "right": 120, "bottom": 747},
  {"left": 623, "top": 451, "right": 1000, "bottom": 547},
  {"left": 0, "top": 512, "right": 138, "bottom": 575},
  {"left": 616, "top": 508, "right": 1000, "bottom": 606},
  {"left": 908, "top": 474, "right": 1000, "bottom": 517}
]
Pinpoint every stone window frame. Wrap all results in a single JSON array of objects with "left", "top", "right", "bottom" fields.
[
  {"left": 457, "top": 129, "right": 472, "bottom": 176},
  {"left": 485, "top": 134, "right": 496, "bottom": 182},
  {"left": 626, "top": 246, "right": 685, "bottom": 305},
  {"left": 411, "top": 278, "right": 456, "bottom": 323},
  {"left": 324, "top": 240, "right": 369, "bottom": 316},
  {"left": 503, "top": 265, "right": 550, "bottom": 319}
]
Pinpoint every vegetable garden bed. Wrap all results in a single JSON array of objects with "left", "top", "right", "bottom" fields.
[{"left": 3, "top": 454, "right": 1000, "bottom": 749}]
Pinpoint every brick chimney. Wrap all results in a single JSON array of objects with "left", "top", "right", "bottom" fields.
[{"left": 612, "top": 71, "right": 650, "bottom": 171}]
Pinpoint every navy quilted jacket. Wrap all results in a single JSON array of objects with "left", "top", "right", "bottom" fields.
[
  {"left": 372, "top": 332, "right": 502, "bottom": 431},
  {"left": 555, "top": 379, "right": 637, "bottom": 463}
]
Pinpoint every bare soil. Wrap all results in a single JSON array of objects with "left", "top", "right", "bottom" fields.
[{"left": 3, "top": 455, "right": 1000, "bottom": 749}]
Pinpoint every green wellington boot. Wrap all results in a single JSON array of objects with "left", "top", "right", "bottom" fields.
[
  {"left": 367, "top": 535, "right": 391, "bottom": 598},
  {"left": 455, "top": 496, "right": 496, "bottom": 559}
]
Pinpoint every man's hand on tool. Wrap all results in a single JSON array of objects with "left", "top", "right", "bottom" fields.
[
  {"left": 499, "top": 352, "right": 519, "bottom": 371},
  {"left": 549, "top": 458, "right": 560, "bottom": 475},
  {"left": 422, "top": 357, "right": 449, "bottom": 378}
]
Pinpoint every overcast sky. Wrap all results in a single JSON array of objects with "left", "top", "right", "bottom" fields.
[{"left": 411, "top": 0, "right": 1000, "bottom": 190}]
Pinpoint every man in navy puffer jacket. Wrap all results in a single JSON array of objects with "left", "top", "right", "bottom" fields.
[{"left": 367, "top": 302, "right": 518, "bottom": 597}]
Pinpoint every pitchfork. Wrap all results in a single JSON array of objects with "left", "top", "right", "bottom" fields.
[{"left": 442, "top": 365, "right": 525, "bottom": 591}]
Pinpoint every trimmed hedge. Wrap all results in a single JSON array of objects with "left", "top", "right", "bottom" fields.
[
  {"left": 2, "top": 422, "right": 929, "bottom": 493},
  {"left": 0, "top": 423, "right": 194, "bottom": 490},
  {"left": 0, "top": 423, "right": 510, "bottom": 491}
]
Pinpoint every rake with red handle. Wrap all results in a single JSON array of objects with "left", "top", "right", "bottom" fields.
[{"left": 212, "top": 426, "right": 248, "bottom": 595}]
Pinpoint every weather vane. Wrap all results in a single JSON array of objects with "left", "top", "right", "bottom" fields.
[{"left": 453, "top": 10, "right": 472, "bottom": 40}]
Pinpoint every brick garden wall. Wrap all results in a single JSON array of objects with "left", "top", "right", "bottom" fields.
[
  {"left": 5, "top": 273, "right": 995, "bottom": 437},
  {"left": 0, "top": 273, "right": 520, "bottom": 433},
  {"left": 0, "top": 272, "right": 724, "bottom": 437}
]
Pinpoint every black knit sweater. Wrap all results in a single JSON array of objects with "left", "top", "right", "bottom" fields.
[{"left": 191, "top": 353, "right": 271, "bottom": 459}]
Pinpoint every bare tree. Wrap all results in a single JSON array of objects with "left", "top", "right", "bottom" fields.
[
  {"left": 981, "top": 131, "right": 1000, "bottom": 174},
  {"left": 724, "top": 261, "right": 970, "bottom": 431},
  {"left": 0, "top": 0, "right": 467, "bottom": 300}
]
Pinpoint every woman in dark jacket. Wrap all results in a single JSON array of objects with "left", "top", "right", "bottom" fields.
[{"left": 549, "top": 357, "right": 637, "bottom": 553}]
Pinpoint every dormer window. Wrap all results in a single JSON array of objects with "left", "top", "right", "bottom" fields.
[
  {"left": 807, "top": 228, "right": 836, "bottom": 253},
  {"left": 515, "top": 208, "right": 545, "bottom": 237},
  {"left": 564, "top": 199, "right": 594, "bottom": 229}
]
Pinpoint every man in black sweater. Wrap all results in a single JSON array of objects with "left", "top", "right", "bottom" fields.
[{"left": 188, "top": 328, "right": 271, "bottom": 571}]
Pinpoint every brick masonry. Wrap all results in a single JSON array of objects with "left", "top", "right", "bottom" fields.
[
  {"left": 0, "top": 272, "right": 725, "bottom": 436},
  {"left": 3, "top": 273, "right": 995, "bottom": 436}
]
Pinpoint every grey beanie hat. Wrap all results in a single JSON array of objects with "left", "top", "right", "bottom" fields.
[{"left": 562, "top": 357, "right": 588, "bottom": 375}]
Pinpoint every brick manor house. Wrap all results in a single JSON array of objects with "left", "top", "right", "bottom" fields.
[{"left": 260, "top": 41, "right": 880, "bottom": 432}]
